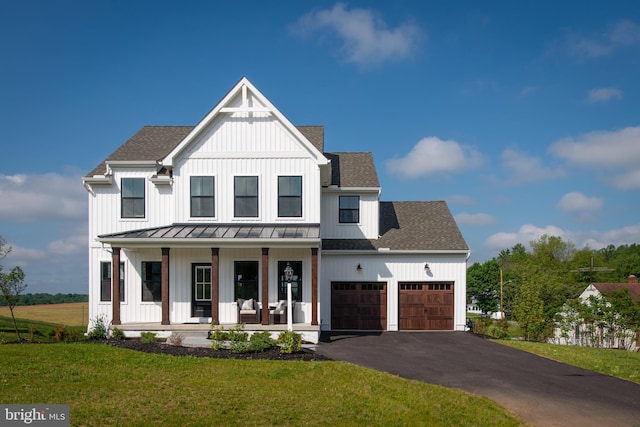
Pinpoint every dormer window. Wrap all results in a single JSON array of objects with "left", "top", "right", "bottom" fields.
[
  {"left": 339, "top": 195, "right": 360, "bottom": 223},
  {"left": 121, "top": 178, "right": 145, "bottom": 218}
]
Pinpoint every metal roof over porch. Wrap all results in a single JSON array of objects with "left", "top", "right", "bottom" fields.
[{"left": 97, "top": 223, "right": 321, "bottom": 247}]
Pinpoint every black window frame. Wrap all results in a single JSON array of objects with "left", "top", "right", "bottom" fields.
[
  {"left": 141, "top": 261, "right": 162, "bottom": 302},
  {"left": 234, "top": 261, "right": 259, "bottom": 301},
  {"left": 278, "top": 261, "right": 302, "bottom": 301},
  {"left": 121, "top": 178, "right": 145, "bottom": 218},
  {"left": 339, "top": 195, "right": 360, "bottom": 223},
  {"left": 100, "top": 261, "right": 124, "bottom": 302},
  {"left": 234, "top": 176, "right": 259, "bottom": 218},
  {"left": 277, "top": 176, "right": 302, "bottom": 217},
  {"left": 190, "top": 176, "right": 215, "bottom": 218}
]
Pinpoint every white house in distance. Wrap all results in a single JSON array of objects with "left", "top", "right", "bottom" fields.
[{"left": 83, "top": 77, "right": 470, "bottom": 343}]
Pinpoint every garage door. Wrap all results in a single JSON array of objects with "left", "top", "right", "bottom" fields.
[
  {"left": 331, "top": 282, "right": 387, "bottom": 330},
  {"left": 399, "top": 282, "right": 454, "bottom": 330}
]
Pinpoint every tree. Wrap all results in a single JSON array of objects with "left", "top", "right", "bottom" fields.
[
  {"left": 0, "top": 236, "right": 28, "bottom": 341},
  {"left": 512, "top": 281, "right": 545, "bottom": 341},
  {"left": 467, "top": 260, "right": 500, "bottom": 314}
]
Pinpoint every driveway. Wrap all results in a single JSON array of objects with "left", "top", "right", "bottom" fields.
[{"left": 315, "top": 332, "right": 640, "bottom": 427}]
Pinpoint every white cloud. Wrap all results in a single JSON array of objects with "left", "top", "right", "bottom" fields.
[
  {"left": 557, "top": 192, "right": 603, "bottom": 213},
  {"left": 386, "top": 136, "right": 484, "bottom": 179},
  {"left": 549, "top": 126, "right": 640, "bottom": 189},
  {"left": 0, "top": 173, "right": 86, "bottom": 222},
  {"left": 455, "top": 212, "right": 496, "bottom": 225},
  {"left": 561, "top": 19, "right": 640, "bottom": 59},
  {"left": 48, "top": 233, "right": 87, "bottom": 255},
  {"left": 501, "top": 149, "right": 564, "bottom": 184},
  {"left": 587, "top": 87, "right": 623, "bottom": 104},
  {"left": 486, "top": 223, "right": 640, "bottom": 253},
  {"left": 485, "top": 224, "right": 567, "bottom": 250},
  {"left": 291, "top": 3, "right": 424, "bottom": 67}
]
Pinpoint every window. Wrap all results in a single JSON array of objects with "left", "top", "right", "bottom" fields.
[
  {"left": 194, "top": 265, "right": 211, "bottom": 301},
  {"left": 142, "top": 262, "right": 162, "bottom": 302},
  {"left": 278, "top": 261, "right": 302, "bottom": 301},
  {"left": 100, "top": 261, "right": 124, "bottom": 302},
  {"left": 278, "top": 176, "right": 302, "bottom": 217},
  {"left": 234, "top": 261, "right": 259, "bottom": 301},
  {"left": 339, "top": 195, "right": 359, "bottom": 223},
  {"left": 190, "top": 176, "right": 215, "bottom": 217},
  {"left": 121, "top": 178, "right": 145, "bottom": 218},
  {"left": 234, "top": 176, "right": 258, "bottom": 217}
]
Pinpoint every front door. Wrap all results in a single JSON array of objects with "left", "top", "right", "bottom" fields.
[{"left": 192, "top": 263, "right": 211, "bottom": 317}]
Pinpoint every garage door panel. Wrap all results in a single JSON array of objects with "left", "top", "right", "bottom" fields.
[
  {"left": 331, "top": 282, "right": 387, "bottom": 330},
  {"left": 400, "top": 282, "right": 454, "bottom": 331}
]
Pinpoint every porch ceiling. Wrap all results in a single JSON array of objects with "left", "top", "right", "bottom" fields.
[{"left": 97, "top": 223, "right": 321, "bottom": 247}]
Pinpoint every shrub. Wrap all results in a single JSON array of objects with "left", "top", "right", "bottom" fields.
[
  {"left": 54, "top": 326, "right": 68, "bottom": 342},
  {"left": 111, "top": 327, "right": 126, "bottom": 340},
  {"left": 227, "top": 324, "right": 248, "bottom": 342},
  {"left": 140, "top": 332, "right": 157, "bottom": 343},
  {"left": 248, "top": 331, "right": 277, "bottom": 352},
  {"left": 87, "top": 315, "right": 109, "bottom": 340},
  {"left": 278, "top": 330, "right": 302, "bottom": 354},
  {"left": 230, "top": 340, "right": 252, "bottom": 353},
  {"left": 167, "top": 332, "right": 185, "bottom": 346},
  {"left": 0, "top": 332, "right": 7, "bottom": 344}
]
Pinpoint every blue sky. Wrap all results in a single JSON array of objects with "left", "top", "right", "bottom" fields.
[{"left": 1, "top": 1, "right": 639, "bottom": 293}]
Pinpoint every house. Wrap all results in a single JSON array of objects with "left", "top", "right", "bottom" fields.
[
  {"left": 83, "top": 77, "right": 470, "bottom": 343},
  {"left": 553, "top": 275, "right": 640, "bottom": 351}
]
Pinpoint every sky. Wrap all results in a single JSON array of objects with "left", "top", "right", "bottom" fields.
[{"left": 1, "top": 1, "right": 639, "bottom": 294}]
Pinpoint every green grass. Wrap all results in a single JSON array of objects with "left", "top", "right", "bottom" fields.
[
  {"left": 495, "top": 340, "right": 640, "bottom": 384},
  {"left": 0, "top": 344, "right": 526, "bottom": 426},
  {"left": 0, "top": 315, "right": 86, "bottom": 343}
]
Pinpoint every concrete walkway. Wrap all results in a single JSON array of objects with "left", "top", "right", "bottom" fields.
[{"left": 315, "top": 332, "right": 640, "bottom": 427}]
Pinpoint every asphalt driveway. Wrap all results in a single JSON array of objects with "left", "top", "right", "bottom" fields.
[{"left": 315, "top": 332, "right": 640, "bottom": 427}]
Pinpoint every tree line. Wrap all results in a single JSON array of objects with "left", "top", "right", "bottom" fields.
[
  {"left": 0, "top": 292, "right": 88, "bottom": 306},
  {"left": 468, "top": 236, "right": 640, "bottom": 341}
]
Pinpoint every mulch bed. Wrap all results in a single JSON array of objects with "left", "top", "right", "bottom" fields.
[{"left": 107, "top": 338, "right": 330, "bottom": 361}]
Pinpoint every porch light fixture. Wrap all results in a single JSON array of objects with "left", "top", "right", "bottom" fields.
[
  {"left": 356, "top": 263, "right": 362, "bottom": 272},
  {"left": 284, "top": 263, "right": 294, "bottom": 331},
  {"left": 424, "top": 263, "right": 431, "bottom": 273}
]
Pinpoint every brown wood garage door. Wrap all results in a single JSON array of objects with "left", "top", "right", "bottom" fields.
[
  {"left": 399, "top": 282, "right": 454, "bottom": 330},
  {"left": 331, "top": 282, "right": 387, "bottom": 330}
]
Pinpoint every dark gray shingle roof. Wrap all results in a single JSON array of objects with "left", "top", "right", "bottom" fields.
[
  {"left": 323, "top": 201, "right": 469, "bottom": 251},
  {"left": 87, "top": 125, "right": 326, "bottom": 177},
  {"left": 324, "top": 152, "right": 380, "bottom": 188}
]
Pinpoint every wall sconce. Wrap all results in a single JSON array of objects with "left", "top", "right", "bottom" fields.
[
  {"left": 356, "top": 263, "right": 362, "bottom": 272},
  {"left": 424, "top": 263, "right": 431, "bottom": 273}
]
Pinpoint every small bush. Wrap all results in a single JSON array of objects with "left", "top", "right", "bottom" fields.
[
  {"left": 140, "top": 332, "right": 157, "bottom": 343},
  {"left": 227, "top": 324, "right": 248, "bottom": 342},
  {"left": 167, "top": 332, "right": 185, "bottom": 346},
  {"left": 230, "top": 340, "right": 252, "bottom": 353},
  {"left": 111, "top": 327, "right": 126, "bottom": 340},
  {"left": 54, "top": 326, "right": 68, "bottom": 342},
  {"left": 249, "top": 331, "right": 277, "bottom": 352},
  {"left": 0, "top": 332, "right": 7, "bottom": 344},
  {"left": 87, "top": 314, "right": 109, "bottom": 340},
  {"left": 277, "top": 330, "right": 302, "bottom": 354}
]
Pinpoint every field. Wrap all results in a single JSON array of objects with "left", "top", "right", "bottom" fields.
[{"left": 0, "top": 302, "right": 88, "bottom": 326}]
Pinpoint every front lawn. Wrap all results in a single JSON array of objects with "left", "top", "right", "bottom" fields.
[
  {"left": 0, "top": 344, "right": 525, "bottom": 426},
  {"left": 495, "top": 340, "right": 640, "bottom": 384}
]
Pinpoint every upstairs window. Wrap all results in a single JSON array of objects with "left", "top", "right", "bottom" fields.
[
  {"left": 234, "top": 176, "right": 258, "bottom": 217},
  {"left": 190, "top": 176, "right": 215, "bottom": 217},
  {"left": 278, "top": 176, "right": 302, "bottom": 217},
  {"left": 339, "top": 195, "right": 360, "bottom": 223},
  {"left": 121, "top": 178, "right": 145, "bottom": 218}
]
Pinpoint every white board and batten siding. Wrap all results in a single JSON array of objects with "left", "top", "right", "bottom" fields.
[
  {"left": 320, "top": 253, "right": 468, "bottom": 331},
  {"left": 320, "top": 191, "right": 379, "bottom": 239}
]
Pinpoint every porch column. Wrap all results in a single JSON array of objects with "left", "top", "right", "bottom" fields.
[
  {"left": 211, "top": 248, "right": 219, "bottom": 325},
  {"left": 311, "top": 248, "right": 318, "bottom": 326},
  {"left": 111, "top": 247, "right": 121, "bottom": 325},
  {"left": 161, "top": 247, "right": 170, "bottom": 325},
  {"left": 261, "top": 248, "right": 269, "bottom": 325}
]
